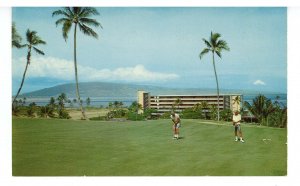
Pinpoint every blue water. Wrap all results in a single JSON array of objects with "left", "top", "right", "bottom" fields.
[
  {"left": 21, "top": 93, "right": 287, "bottom": 108},
  {"left": 22, "top": 97, "right": 135, "bottom": 107},
  {"left": 243, "top": 94, "right": 287, "bottom": 107}
]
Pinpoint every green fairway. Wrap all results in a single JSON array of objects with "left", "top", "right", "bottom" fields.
[{"left": 12, "top": 118, "right": 287, "bottom": 176}]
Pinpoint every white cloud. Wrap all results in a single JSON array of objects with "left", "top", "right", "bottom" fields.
[
  {"left": 253, "top": 80, "right": 266, "bottom": 86},
  {"left": 12, "top": 56, "right": 179, "bottom": 82}
]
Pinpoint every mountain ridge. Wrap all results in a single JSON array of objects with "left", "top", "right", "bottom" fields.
[{"left": 18, "top": 82, "right": 286, "bottom": 98}]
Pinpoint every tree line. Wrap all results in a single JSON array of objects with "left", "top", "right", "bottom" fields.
[{"left": 12, "top": 93, "right": 287, "bottom": 128}]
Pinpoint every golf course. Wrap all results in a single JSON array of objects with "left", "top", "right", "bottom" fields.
[{"left": 12, "top": 118, "right": 287, "bottom": 176}]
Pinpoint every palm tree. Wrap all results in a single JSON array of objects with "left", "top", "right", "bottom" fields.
[
  {"left": 48, "top": 97, "right": 56, "bottom": 109},
  {"left": 199, "top": 31, "right": 230, "bottom": 121},
  {"left": 113, "top": 101, "right": 120, "bottom": 109},
  {"left": 12, "top": 29, "right": 46, "bottom": 105},
  {"left": 57, "top": 93, "right": 68, "bottom": 109},
  {"left": 136, "top": 103, "right": 143, "bottom": 119},
  {"left": 244, "top": 94, "right": 275, "bottom": 126},
  {"left": 174, "top": 98, "right": 182, "bottom": 111},
  {"left": 201, "top": 101, "right": 209, "bottom": 119},
  {"left": 192, "top": 103, "right": 201, "bottom": 112},
  {"left": 86, "top": 97, "right": 91, "bottom": 106},
  {"left": 52, "top": 7, "right": 102, "bottom": 120},
  {"left": 232, "top": 96, "right": 241, "bottom": 111},
  {"left": 12, "top": 22, "right": 22, "bottom": 48},
  {"left": 108, "top": 102, "right": 113, "bottom": 111},
  {"left": 209, "top": 104, "right": 218, "bottom": 120},
  {"left": 40, "top": 105, "right": 55, "bottom": 118},
  {"left": 73, "top": 98, "right": 77, "bottom": 105}
]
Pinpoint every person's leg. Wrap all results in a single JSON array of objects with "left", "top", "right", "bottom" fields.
[
  {"left": 234, "top": 126, "right": 238, "bottom": 141},
  {"left": 173, "top": 125, "right": 176, "bottom": 139},
  {"left": 176, "top": 127, "right": 179, "bottom": 139},
  {"left": 238, "top": 125, "right": 244, "bottom": 142}
]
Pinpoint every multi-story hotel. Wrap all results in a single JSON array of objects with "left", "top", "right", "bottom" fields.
[{"left": 137, "top": 90, "right": 242, "bottom": 115}]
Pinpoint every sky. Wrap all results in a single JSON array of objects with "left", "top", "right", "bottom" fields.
[{"left": 12, "top": 7, "right": 287, "bottom": 94}]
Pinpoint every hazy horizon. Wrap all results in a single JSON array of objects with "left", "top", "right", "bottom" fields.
[{"left": 17, "top": 81, "right": 287, "bottom": 97}]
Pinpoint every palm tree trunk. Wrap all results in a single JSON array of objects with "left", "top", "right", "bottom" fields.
[
  {"left": 212, "top": 52, "right": 220, "bottom": 121},
  {"left": 73, "top": 23, "right": 86, "bottom": 119},
  {"left": 13, "top": 48, "right": 31, "bottom": 105}
]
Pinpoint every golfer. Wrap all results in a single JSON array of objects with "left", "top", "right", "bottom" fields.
[
  {"left": 170, "top": 111, "right": 181, "bottom": 139},
  {"left": 232, "top": 111, "right": 244, "bottom": 143}
]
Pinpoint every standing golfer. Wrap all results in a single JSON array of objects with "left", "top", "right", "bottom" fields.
[
  {"left": 232, "top": 111, "right": 244, "bottom": 143},
  {"left": 170, "top": 111, "right": 181, "bottom": 139}
]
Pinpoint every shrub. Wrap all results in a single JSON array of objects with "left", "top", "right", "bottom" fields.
[
  {"left": 90, "top": 116, "right": 108, "bottom": 121},
  {"left": 127, "top": 112, "right": 144, "bottom": 121},
  {"left": 220, "top": 109, "right": 232, "bottom": 121},
  {"left": 26, "top": 102, "right": 36, "bottom": 117},
  {"left": 106, "top": 109, "right": 127, "bottom": 119},
  {"left": 12, "top": 102, "right": 20, "bottom": 116},
  {"left": 143, "top": 108, "right": 158, "bottom": 119},
  {"left": 26, "top": 108, "right": 35, "bottom": 117},
  {"left": 265, "top": 108, "right": 287, "bottom": 128},
  {"left": 159, "top": 112, "right": 172, "bottom": 119},
  {"left": 39, "top": 105, "right": 55, "bottom": 118},
  {"left": 58, "top": 109, "right": 71, "bottom": 119},
  {"left": 181, "top": 108, "right": 201, "bottom": 119}
]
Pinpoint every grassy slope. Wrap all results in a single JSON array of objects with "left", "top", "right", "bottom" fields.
[{"left": 12, "top": 118, "right": 287, "bottom": 176}]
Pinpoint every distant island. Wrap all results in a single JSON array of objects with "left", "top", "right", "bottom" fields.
[{"left": 16, "top": 81, "right": 286, "bottom": 99}]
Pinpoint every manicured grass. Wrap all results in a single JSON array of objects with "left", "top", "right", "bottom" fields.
[{"left": 12, "top": 118, "right": 287, "bottom": 176}]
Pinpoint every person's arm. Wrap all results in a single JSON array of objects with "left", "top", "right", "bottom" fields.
[
  {"left": 171, "top": 115, "right": 176, "bottom": 124},
  {"left": 232, "top": 116, "right": 236, "bottom": 125},
  {"left": 174, "top": 117, "right": 180, "bottom": 125},
  {"left": 237, "top": 115, "right": 241, "bottom": 123}
]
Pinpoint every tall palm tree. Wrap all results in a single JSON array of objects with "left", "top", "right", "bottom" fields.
[
  {"left": 12, "top": 29, "right": 46, "bottom": 104},
  {"left": 52, "top": 7, "right": 102, "bottom": 120},
  {"left": 199, "top": 31, "right": 230, "bottom": 121},
  {"left": 12, "top": 22, "right": 22, "bottom": 48}
]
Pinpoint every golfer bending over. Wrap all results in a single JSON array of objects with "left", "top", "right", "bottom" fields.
[
  {"left": 232, "top": 111, "right": 244, "bottom": 143},
  {"left": 170, "top": 111, "right": 181, "bottom": 140}
]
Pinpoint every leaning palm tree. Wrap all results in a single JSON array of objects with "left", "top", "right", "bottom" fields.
[
  {"left": 12, "top": 22, "right": 22, "bottom": 48},
  {"left": 199, "top": 31, "right": 230, "bottom": 121},
  {"left": 52, "top": 7, "right": 102, "bottom": 120},
  {"left": 12, "top": 29, "right": 46, "bottom": 104}
]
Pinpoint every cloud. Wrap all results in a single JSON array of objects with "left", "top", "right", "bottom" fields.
[
  {"left": 253, "top": 80, "right": 266, "bottom": 86},
  {"left": 12, "top": 56, "right": 179, "bottom": 82}
]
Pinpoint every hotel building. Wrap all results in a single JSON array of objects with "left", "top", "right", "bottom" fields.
[{"left": 137, "top": 90, "right": 242, "bottom": 115}]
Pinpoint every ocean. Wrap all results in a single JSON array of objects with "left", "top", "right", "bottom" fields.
[
  {"left": 243, "top": 93, "right": 287, "bottom": 107},
  {"left": 20, "top": 93, "right": 287, "bottom": 108}
]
